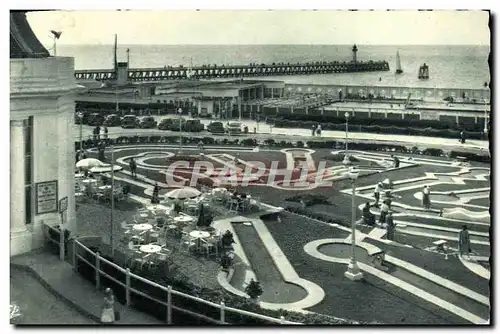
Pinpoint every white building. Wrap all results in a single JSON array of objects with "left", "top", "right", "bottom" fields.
[{"left": 10, "top": 12, "right": 77, "bottom": 256}]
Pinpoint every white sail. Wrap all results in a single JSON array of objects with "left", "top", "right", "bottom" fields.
[{"left": 396, "top": 51, "right": 403, "bottom": 73}]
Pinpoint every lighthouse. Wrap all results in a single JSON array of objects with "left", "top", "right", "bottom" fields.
[{"left": 352, "top": 44, "right": 358, "bottom": 63}]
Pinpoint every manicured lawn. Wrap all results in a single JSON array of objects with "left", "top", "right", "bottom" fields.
[{"left": 232, "top": 222, "right": 308, "bottom": 304}]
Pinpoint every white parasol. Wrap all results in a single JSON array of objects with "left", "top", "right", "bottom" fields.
[
  {"left": 165, "top": 186, "right": 201, "bottom": 200},
  {"left": 76, "top": 158, "right": 106, "bottom": 169},
  {"left": 89, "top": 165, "right": 123, "bottom": 174}
]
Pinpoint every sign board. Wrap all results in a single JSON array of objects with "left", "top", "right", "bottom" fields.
[
  {"left": 35, "top": 180, "right": 58, "bottom": 215},
  {"left": 59, "top": 196, "right": 68, "bottom": 213},
  {"left": 419, "top": 110, "right": 440, "bottom": 121}
]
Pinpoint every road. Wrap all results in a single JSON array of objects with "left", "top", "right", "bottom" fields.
[
  {"left": 10, "top": 268, "right": 96, "bottom": 325},
  {"left": 73, "top": 116, "right": 489, "bottom": 152}
]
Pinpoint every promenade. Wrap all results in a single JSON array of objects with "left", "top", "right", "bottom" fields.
[{"left": 73, "top": 117, "right": 489, "bottom": 152}]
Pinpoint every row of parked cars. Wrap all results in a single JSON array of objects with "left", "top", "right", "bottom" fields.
[{"left": 76, "top": 112, "right": 244, "bottom": 134}]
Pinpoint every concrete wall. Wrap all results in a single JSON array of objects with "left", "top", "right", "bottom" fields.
[
  {"left": 285, "top": 84, "right": 490, "bottom": 101},
  {"left": 10, "top": 57, "right": 77, "bottom": 256}
]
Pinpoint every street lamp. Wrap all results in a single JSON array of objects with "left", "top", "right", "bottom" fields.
[
  {"left": 344, "top": 167, "right": 363, "bottom": 281},
  {"left": 49, "top": 30, "right": 62, "bottom": 56},
  {"left": 78, "top": 112, "right": 83, "bottom": 151},
  {"left": 343, "top": 112, "right": 351, "bottom": 165},
  {"left": 483, "top": 99, "right": 489, "bottom": 136},
  {"left": 178, "top": 108, "right": 183, "bottom": 154},
  {"left": 110, "top": 146, "right": 116, "bottom": 257}
]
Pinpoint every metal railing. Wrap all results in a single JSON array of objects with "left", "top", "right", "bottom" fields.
[{"left": 70, "top": 239, "right": 300, "bottom": 325}]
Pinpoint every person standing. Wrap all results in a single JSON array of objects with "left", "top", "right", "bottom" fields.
[
  {"left": 316, "top": 124, "right": 322, "bottom": 136},
  {"left": 392, "top": 155, "right": 400, "bottom": 168},
  {"left": 152, "top": 183, "right": 160, "bottom": 204},
  {"left": 311, "top": 124, "right": 316, "bottom": 136},
  {"left": 386, "top": 212, "right": 395, "bottom": 241},
  {"left": 422, "top": 186, "right": 431, "bottom": 209},
  {"left": 460, "top": 130, "right": 466, "bottom": 144},
  {"left": 458, "top": 225, "right": 471, "bottom": 256},
  {"left": 379, "top": 200, "right": 389, "bottom": 225},
  {"left": 374, "top": 182, "right": 382, "bottom": 206},
  {"left": 96, "top": 126, "right": 101, "bottom": 141},
  {"left": 129, "top": 157, "right": 137, "bottom": 178},
  {"left": 100, "top": 288, "right": 116, "bottom": 324},
  {"left": 104, "top": 126, "right": 109, "bottom": 140}
]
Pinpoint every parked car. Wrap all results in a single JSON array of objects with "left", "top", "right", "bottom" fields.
[
  {"left": 103, "top": 114, "right": 122, "bottom": 127},
  {"left": 225, "top": 122, "right": 242, "bottom": 135},
  {"left": 158, "top": 118, "right": 174, "bottom": 130},
  {"left": 87, "top": 113, "right": 104, "bottom": 126},
  {"left": 207, "top": 121, "right": 225, "bottom": 134},
  {"left": 139, "top": 116, "right": 157, "bottom": 129},
  {"left": 185, "top": 119, "right": 205, "bottom": 132},
  {"left": 121, "top": 115, "right": 140, "bottom": 129},
  {"left": 169, "top": 118, "right": 187, "bottom": 131}
]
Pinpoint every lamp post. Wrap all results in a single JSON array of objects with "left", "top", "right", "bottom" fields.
[
  {"left": 343, "top": 112, "right": 351, "bottom": 165},
  {"left": 49, "top": 30, "right": 62, "bottom": 56},
  {"left": 178, "top": 108, "right": 183, "bottom": 154},
  {"left": 344, "top": 167, "right": 363, "bottom": 281},
  {"left": 483, "top": 99, "right": 489, "bottom": 136},
  {"left": 78, "top": 112, "right": 83, "bottom": 151},
  {"left": 110, "top": 145, "right": 116, "bottom": 257}
]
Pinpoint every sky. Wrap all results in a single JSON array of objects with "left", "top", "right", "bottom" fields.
[{"left": 26, "top": 10, "right": 491, "bottom": 46}]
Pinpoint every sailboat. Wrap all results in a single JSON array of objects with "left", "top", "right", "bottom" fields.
[{"left": 395, "top": 51, "right": 403, "bottom": 74}]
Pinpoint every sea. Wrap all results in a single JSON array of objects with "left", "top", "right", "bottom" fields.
[{"left": 58, "top": 44, "right": 490, "bottom": 89}]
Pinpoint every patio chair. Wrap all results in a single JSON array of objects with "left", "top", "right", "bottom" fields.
[{"left": 180, "top": 233, "right": 196, "bottom": 252}]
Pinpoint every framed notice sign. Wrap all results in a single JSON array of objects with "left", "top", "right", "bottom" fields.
[
  {"left": 59, "top": 196, "right": 68, "bottom": 213},
  {"left": 36, "top": 180, "right": 58, "bottom": 215}
]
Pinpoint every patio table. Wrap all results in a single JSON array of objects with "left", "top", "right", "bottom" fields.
[
  {"left": 133, "top": 223, "right": 153, "bottom": 232},
  {"left": 174, "top": 215, "right": 194, "bottom": 224},
  {"left": 139, "top": 244, "right": 162, "bottom": 253}
]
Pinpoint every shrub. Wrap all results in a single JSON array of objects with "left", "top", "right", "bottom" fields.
[
  {"left": 285, "top": 194, "right": 331, "bottom": 206},
  {"left": 240, "top": 138, "right": 257, "bottom": 147},
  {"left": 263, "top": 138, "right": 275, "bottom": 147}
]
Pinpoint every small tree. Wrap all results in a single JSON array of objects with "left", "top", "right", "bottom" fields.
[
  {"left": 221, "top": 230, "right": 235, "bottom": 248},
  {"left": 245, "top": 279, "right": 263, "bottom": 300}
]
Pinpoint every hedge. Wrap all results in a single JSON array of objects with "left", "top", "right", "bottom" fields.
[
  {"left": 268, "top": 113, "right": 484, "bottom": 132},
  {"left": 270, "top": 119, "right": 484, "bottom": 139},
  {"left": 75, "top": 135, "right": 490, "bottom": 164}
]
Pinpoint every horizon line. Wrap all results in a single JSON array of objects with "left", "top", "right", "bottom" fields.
[{"left": 56, "top": 43, "right": 490, "bottom": 47}]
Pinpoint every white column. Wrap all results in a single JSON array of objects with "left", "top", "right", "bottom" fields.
[{"left": 10, "top": 120, "right": 27, "bottom": 233}]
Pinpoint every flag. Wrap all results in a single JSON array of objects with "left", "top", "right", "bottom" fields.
[{"left": 50, "top": 30, "right": 62, "bottom": 39}]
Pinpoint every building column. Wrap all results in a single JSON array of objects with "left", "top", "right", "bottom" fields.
[
  {"left": 271, "top": 89, "right": 274, "bottom": 98},
  {"left": 10, "top": 120, "right": 27, "bottom": 233},
  {"left": 260, "top": 87, "right": 264, "bottom": 99}
]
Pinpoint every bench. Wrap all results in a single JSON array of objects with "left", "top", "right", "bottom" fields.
[{"left": 433, "top": 239, "right": 448, "bottom": 252}]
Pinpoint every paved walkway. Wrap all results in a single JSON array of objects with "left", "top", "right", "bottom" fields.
[
  {"left": 10, "top": 251, "right": 163, "bottom": 325},
  {"left": 10, "top": 266, "right": 96, "bottom": 325},
  {"left": 73, "top": 116, "right": 489, "bottom": 152}
]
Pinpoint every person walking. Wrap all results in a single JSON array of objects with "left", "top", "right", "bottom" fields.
[
  {"left": 458, "top": 225, "right": 471, "bottom": 257},
  {"left": 422, "top": 186, "right": 431, "bottom": 209},
  {"left": 129, "top": 157, "right": 137, "bottom": 178},
  {"left": 374, "top": 182, "right": 383, "bottom": 206},
  {"left": 103, "top": 126, "right": 109, "bottom": 140},
  {"left": 316, "top": 124, "right": 322, "bottom": 136},
  {"left": 386, "top": 212, "right": 395, "bottom": 241},
  {"left": 100, "top": 288, "right": 116, "bottom": 324}
]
